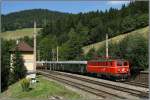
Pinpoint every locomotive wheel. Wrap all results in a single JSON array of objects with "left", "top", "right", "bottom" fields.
[
  {"left": 97, "top": 73, "right": 102, "bottom": 78},
  {"left": 101, "top": 75, "right": 106, "bottom": 79}
]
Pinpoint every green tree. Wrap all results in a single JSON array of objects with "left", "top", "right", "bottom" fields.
[
  {"left": 60, "top": 28, "right": 82, "bottom": 60},
  {"left": 11, "top": 48, "right": 27, "bottom": 83},
  {"left": 76, "top": 21, "right": 89, "bottom": 45},
  {"left": 121, "top": 16, "right": 136, "bottom": 33},
  {"left": 85, "top": 48, "right": 96, "bottom": 60},
  {"left": 38, "top": 35, "right": 57, "bottom": 60},
  {"left": 1, "top": 40, "right": 11, "bottom": 91},
  {"left": 119, "top": 34, "right": 148, "bottom": 70}
]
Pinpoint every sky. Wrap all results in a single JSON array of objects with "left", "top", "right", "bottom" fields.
[{"left": 2, "top": 1, "right": 131, "bottom": 15}]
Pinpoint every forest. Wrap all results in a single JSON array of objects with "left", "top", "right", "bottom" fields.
[
  {"left": 1, "top": 1, "right": 149, "bottom": 92},
  {"left": 2, "top": 1, "right": 148, "bottom": 45}
]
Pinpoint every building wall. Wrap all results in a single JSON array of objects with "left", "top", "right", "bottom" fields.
[
  {"left": 22, "top": 53, "right": 34, "bottom": 71},
  {"left": 10, "top": 52, "right": 34, "bottom": 72}
]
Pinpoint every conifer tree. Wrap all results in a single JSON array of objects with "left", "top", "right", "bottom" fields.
[{"left": 11, "top": 48, "right": 27, "bottom": 82}]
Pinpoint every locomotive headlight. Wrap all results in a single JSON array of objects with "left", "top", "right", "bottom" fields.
[{"left": 122, "top": 68, "right": 125, "bottom": 72}]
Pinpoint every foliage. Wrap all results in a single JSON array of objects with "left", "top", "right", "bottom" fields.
[
  {"left": 59, "top": 28, "right": 83, "bottom": 60},
  {"left": 119, "top": 34, "right": 148, "bottom": 70},
  {"left": 20, "top": 36, "right": 33, "bottom": 47},
  {"left": 1, "top": 39, "right": 15, "bottom": 91},
  {"left": 38, "top": 35, "right": 57, "bottom": 61},
  {"left": 11, "top": 48, "right": 27, "bottom": 83},
  {"left": 20, "top": 78, "right": 30, "bottom": 92},
  {"left": 84, "top": 48, "right": 96, "bottom": 60}
]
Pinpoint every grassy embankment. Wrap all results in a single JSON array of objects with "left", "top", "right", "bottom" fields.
[
  {"left": 1, "top": 75, "right": 81, "bottom": 99},
  {"left": 1, "top": 28, "right": 42, "bottom": 40},
  {"left": 82, "top": 26, "right": 148, "bottom": 54}
]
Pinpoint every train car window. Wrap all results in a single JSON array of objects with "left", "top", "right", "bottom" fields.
[
  {"left": 124, "top": 62, "right": 128, "bottom": 66},
  {"left": 117, "top": 61, "right": 123, "bottom": 66}
]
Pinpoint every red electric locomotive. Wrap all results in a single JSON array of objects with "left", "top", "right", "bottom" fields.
[
  {"left": 86, "top": 34, "right": 130, "bottom": 81},
  {"left": 86, "top": 59, "right": 130, "bottom": 81}
]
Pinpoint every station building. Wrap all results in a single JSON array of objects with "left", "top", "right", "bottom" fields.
[{"left": 10, "top": 41, "right": 35, "bottom": 78}]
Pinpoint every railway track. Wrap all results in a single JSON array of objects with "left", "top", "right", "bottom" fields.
[
  {"left": 38, "top": 70, "right": 149, "bottom": 100},
  {"left": 124, "top": 81, "right": 148, "bottom": 88},
  {"left": 48, "top": 70, "right": 149, "bottom": 98},
  {"left": 38, "top": 70, "right": 122, "bottom": 100}
]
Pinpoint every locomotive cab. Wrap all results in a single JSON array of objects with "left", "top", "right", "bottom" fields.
[{"left": 115, "top": 60, "right": 130, "bottom": 80}]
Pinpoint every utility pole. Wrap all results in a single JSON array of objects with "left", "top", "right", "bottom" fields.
[
  {"left": 33, "top": 21, "right": 36, "bottom": 76},
  {"left": 57, "top": 46, "right": 59, "bottom": 62},
  {"left": 52, "top": 49, "right": 55, "bottom": 61},
  {"left": 37, "top": 50, "right": 40, "bottom": 61},
  {"left": 106, "top": 34, "right": 109, "bottom": 59}
]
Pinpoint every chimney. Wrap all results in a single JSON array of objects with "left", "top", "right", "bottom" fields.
[{"left": 16, "top": 40, "right": 19, "bottom": 45}]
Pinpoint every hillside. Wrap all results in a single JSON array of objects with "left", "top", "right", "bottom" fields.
[
  {"left": 1, "top": 28, "right": 42, "bottom": 40},
  {"left": 82, "top": 26, "right": 149, "bottom": 54},
  {"left": 1, "top": 2, "right": 148, "bottom": 48},
  {"left": 2, "top": 9, "right": 70, "bottom": 32},
  {"left": 1, "top": 1, "right": 148, "bottom": 61}
]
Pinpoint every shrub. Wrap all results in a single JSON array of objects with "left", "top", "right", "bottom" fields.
[{"left": 20, "top": 78, "right": 30, "bottom": 92}]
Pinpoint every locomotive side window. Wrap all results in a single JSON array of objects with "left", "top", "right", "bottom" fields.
[
  {"left": 124, "top": 62, "right": 128, "bottom": 66},
  {"left": 117, "top": 61, "right": 123, "bottom": 66},
  {"left": 110, "top": 62, "right": 112, "bottom": 66}
]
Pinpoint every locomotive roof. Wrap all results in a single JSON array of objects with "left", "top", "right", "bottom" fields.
[{"left": 88, "top": 59, "right": 127, "bottom": 62}]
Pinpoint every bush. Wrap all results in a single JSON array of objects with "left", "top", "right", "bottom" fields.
[
  {"left": 20, "top": 78, "right": 30, "bottom": 92},
  {"left": 85, "top": 48, "right": 96, "bottom": 60}
]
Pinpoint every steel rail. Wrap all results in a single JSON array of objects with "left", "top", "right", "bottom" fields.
[{"left": 124, "top": 81, "right": 148, "bottom": 88}]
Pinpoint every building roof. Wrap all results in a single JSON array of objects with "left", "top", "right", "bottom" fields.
[{"left": 10, "top": 41, "right": 33, "bottom": 52}]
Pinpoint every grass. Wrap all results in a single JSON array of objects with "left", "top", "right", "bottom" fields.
[
  {"left": 1, "top": 28, "right": 42, "bottom": 40},
  {"left": 1, "top": 75, "right": 81, "bottom": 99},
  {"left": 82, "top": 26, "right": 149, "bottom": 54}
]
